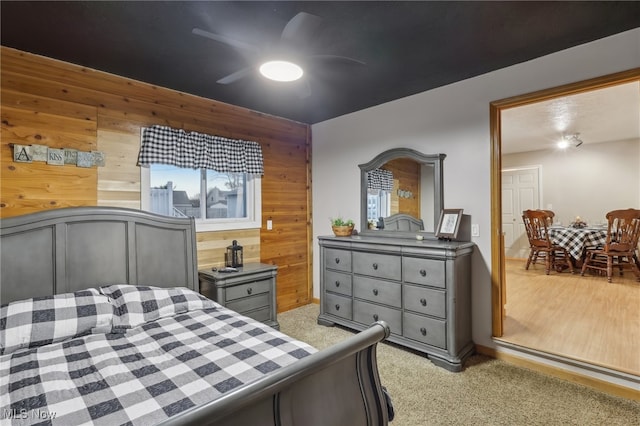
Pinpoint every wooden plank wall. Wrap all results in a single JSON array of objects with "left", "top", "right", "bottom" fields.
[
  {"left": 386, "top": 157, "right": 421, "bottom": 219},
  {"left": 1, "top": 47, "right": 312, "bottom": 312}
]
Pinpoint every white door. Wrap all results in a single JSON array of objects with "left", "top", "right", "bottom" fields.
[{"left": 502, "top": 167, "right": 540, "bottom": 259}]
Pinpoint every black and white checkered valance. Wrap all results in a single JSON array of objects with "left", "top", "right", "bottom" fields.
[
  {"left": 138, "top": 125, "right": 264, "bottom": 175},
  {"left": 367, "top": 168, "right": 394, "bottom": 191}
]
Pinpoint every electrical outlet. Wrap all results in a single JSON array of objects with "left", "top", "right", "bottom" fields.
[
  {"left": 471, "top": 224, "right": 479, "bottom": 237},
  {"left": 267, "top": 219, "right": 273, "bottom": 230}
]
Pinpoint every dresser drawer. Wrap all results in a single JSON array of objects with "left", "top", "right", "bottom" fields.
[
  {"left": 403, "top": 285, "right": 446, "bottom": 318},
  {"left": 403, "top": 312, "right": 446, "bottom": 349},
  {"left": 403, "top": 257, "right": 446, "bottom": 288},
  {"left": 353, "top": 251, "right": 401, "bottom": 280},
  {"left": 325, "top": 270, "right": 353, "bottom": 296},
  {"left": 225, "top": 279, "right": 271, "bottom": 301},
  {"left": 325, "top": 248, "right": 352, "bottom": 272},
  {"left": 226, "top": 293, "right": 270, "bottom": 314},
  {"left": 353, "top": 276, "right": 401, "bottom": 308},
  {"left": 354, "top": 300, "right": 401, "bottom": 335},
  {"left": 323, "top": 292, "right": 352, "bottom": 320}
]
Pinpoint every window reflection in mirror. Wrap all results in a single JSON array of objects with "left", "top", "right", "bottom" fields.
[
  {"left": 367, "top": 188, "right": 390, "bottom": 223},
  {"left": 360, "top": 149, "right": 445, "bottom": 237}
]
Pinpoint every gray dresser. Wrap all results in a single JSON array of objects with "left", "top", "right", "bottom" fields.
[
  {"left": 318, "top": 235, "right": 474, "bottom": 371},
  {"left": 199, "top": 263, "right": 279, "bottom": 329}
]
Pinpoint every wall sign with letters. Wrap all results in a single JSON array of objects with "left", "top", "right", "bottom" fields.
[{"left": 12, "top": 144, "right": 105, "bottom": 168}]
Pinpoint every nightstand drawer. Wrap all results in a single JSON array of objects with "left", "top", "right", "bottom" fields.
[
  {"left": 325, "top": 270, "right": 353, "bottom": 296},
  {"left": 226, "top": 293, "right": 270, "bottom": 314},
  {"left": 353, "top": 276, "right": 401, "bottom": 308},
  {"left": 403, "top": 257, "right": 445, "bottom": 288},
  {"left": 242, "top": 306, "right": 271, "bottom": 323},
  {"left": 403, "top": 284, "right": 446, "bottom": 318},
  {"left": 403, "top": 312, "right": 446, "bottom": 349},
  {"left": 325, "top": 248, "right": 352, "bottom": 272},
  {"left": 354, "top": 300, "right": 401, "bottom": 335},
  {"left": 353, "top": 251, "right": 401, "bottom": 280},
  {"left": 225, "top": 279, "right": 271, "bottom": 301},
  {"left": 323, "top": 292, "right": 352, "bottom": 320}
]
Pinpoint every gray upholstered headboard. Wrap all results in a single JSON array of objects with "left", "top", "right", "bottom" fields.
[{"left": 1, "top": 207, "right": 198, "bottom": 304}]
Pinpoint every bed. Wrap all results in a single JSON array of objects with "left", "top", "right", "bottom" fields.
[
  {"left": 1, "top": 207, "right": 392, "bottom": 426},
  {"left": 381, "top": 214, "right": 424, "bottom": 232}
]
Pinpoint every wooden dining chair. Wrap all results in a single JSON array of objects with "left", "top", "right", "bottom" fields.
[
  {"left": 580, "top": 208, "right": 640, "bottom": 283},
  {"left": 522, "top": 209, "right": 573, "bottom": 274}
]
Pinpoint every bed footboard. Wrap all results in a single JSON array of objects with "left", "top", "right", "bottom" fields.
[{"left": 158, "top": 321, "right": 392, "bottom": 426}]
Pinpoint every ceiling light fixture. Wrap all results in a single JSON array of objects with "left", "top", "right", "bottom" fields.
[
  {"left": 259, "top": 60, "right": 303, "bottom": 82},
  {"left": 557, "top": 133, "right": 583, "bottom": 149}
]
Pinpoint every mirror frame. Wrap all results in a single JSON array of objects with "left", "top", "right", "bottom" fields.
[{"left": 359, "top": 148, "right": 445, "bottom": 238}]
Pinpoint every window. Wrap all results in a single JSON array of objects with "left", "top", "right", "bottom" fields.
[
  {"left": 367, "top": 188, "right": 391, "bottom": 221},
  {"left": 141, "top": 165, "right": 261, "bottom": 232},
  {"left": 138, "top": 126, "right": 264, "bottom": 232}
]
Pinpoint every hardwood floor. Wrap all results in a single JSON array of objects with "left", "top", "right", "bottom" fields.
[{"left": 501, "top": 258, "right": 640, "bottom": 375}]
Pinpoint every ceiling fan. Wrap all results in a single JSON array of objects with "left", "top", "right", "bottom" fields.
[{"left": 192, "top": 12, "right": 365, "bottom": 97}]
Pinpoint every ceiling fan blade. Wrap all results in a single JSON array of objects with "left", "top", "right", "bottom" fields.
[
  {"left": 216, "top": 67, "right": 253, "bottom": 85},
  {"left": 192, "top": 28, "right": 260, "bottom": 54},
  {"left": 280, "top": 12, "right": 323, "bottom": 46},
  {"left": 308, "top": 54, "right": 366, "bottom": 66}
]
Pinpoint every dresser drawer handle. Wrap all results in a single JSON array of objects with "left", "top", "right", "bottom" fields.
[
  {"left": 420, "top": 269, "right": 427, "bottom": 277},
  {"left": 420, "top": 298, "right": 427, "bottom": 306},
  {"left": 247, "top": 287, "right": 253, "bottom": 295},
  {"left": 372, "top": 263, "right": 378, "bottom": 270},
  {"left": 373, "top": 289, "right": 379, "bottom": 296},
  {"left": 335, "top": 304, "right": 340, "bottom": 311},
  {"left": 373, "top": 314, "right": 379, "bottom": 321},
  {"left": 335, "top": 258, "right": 341, "bottom": 264},
  {"left": 420, "top": 327, "right": 427, "bottom": 336},
  {"left": 335, "top": 281, "right": 341, "bottom": 287}
]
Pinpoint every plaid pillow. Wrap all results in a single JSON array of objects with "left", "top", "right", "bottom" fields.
[
  {"left": 0, "top": 288, "right": 113, "bottom": 355},
  {"left": 99, "top": 285, "right": 218, "bottom": 331}
]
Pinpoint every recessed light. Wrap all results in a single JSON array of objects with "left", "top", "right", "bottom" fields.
[{"left": 259, "top": 60, "right": 303, "bottom": 82}]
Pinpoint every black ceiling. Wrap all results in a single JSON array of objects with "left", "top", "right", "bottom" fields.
[{"left": 2, "top": 1, "right": 639, "bottom": 124}]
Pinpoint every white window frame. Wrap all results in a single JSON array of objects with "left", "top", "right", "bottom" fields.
[{"left": 141, "top": 166, "right": 262, "bottom": 233}]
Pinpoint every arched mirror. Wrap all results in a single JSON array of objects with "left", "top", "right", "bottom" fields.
[{"left": 359, "top": 148, "right": 445, "bottom": 238}]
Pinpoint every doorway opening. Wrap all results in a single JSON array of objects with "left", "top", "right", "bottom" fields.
[{"left": 490, "top": 68, "right": 640, "bottom": 375}]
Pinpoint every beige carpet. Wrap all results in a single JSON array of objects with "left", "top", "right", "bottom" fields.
[{"left": 278, "top": 304, "right": 640, "bottom": 426}]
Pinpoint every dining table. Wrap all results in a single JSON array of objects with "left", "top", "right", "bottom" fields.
[{"left": 547, "top": 225, "right": 608, "bottom": 262}]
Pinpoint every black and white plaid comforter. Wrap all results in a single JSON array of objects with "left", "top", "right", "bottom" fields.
[{"left": 1, "top": 305, "right": 315, "bottom": 426}]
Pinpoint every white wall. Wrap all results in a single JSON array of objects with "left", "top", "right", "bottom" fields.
[
  {"left": 311, "top": 28, "right": 640, "bottom": 350},
  {"left": 503, "top": 138, "right": 640, "bottom": 227}
]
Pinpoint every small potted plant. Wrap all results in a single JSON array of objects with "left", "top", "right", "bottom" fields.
[{"left": 330, "top": 217, "right": 355, "bottom": 237}]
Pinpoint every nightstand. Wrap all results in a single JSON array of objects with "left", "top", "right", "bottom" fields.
[{"left": 199, "top": 263, "right": 279, "bottom": 329}]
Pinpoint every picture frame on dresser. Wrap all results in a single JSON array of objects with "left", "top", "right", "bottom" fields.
[{"left": 435, "top": 208, "right": 464, "bottom": 240}]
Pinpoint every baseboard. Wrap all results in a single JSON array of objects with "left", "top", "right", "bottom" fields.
[
  {"left": 476, "top": 343, "right": 640, "bottom": 401},
  {"left": 311, "top": 297, "right": 320, "bottom": 304}
]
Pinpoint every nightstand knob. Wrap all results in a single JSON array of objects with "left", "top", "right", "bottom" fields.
[
  {"left": 420, "top": 298, "right": 427, "bottom": 306},
  {"left": 372, "top": 263, "right": 378, "bottom": 270},
  {"left": 420, "top": 327, "right": 427, "bottom": 336},
  {"left": 373, "top": 314, "right": 379, "bottom": 321},
  {"left": 420, "top": 269, "right": 427, "bottom": 277},
  {"left": 335, "top": 304, "right": 340, "bottom": 311},
  {"left": 335, "top": 258, "right": 340, "bottom": 264},
  {"left": 335, "top": 281, "right": 341, "bottom": 287},
  {"left": 373, "top": 289, "right": 379, "bottom": 296},
  {"left": 247, "top": 287, "right": 253, "bottom": 295}
]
